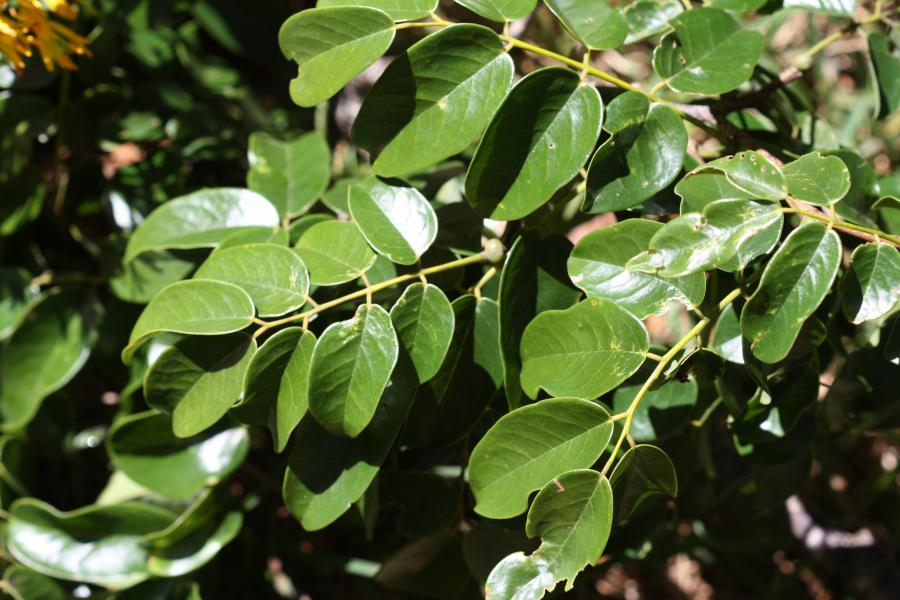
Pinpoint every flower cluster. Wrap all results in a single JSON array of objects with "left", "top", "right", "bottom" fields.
[{"left": 0, "top": 0, "right": 91, "bottom": 71}]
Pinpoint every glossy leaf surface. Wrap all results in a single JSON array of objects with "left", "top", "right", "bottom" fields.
[
  {"left": 247, "top": 131, "right": 331, "bottom": 217},
  {"left": 390, "top": 283, "right": 455, "bottom": 385},
  {"left": 294, "top": 220, "right": 377, "bottom": 285},
  {"left": 839, "top": 242, "right": 900, "bottom": 324}
]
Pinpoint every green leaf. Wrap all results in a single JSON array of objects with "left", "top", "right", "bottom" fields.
[
  {"left": 454, "top": 0, "right": 536, "bottom": 21},
  {"left": 624, "top": 0, "right": 682, "bottom": 44},
  {"left": 469, "top": 398, "right": 613, "bottom": 519},
  {"left": 782, "top": 152, "right": 851, "bottom": 206},
  {"left": 283, "top": 382, "right": 413, "bottom": 530},
  {"left": 741, "top": 222, "right": 841, "bottom": 363},
  {"left": 194, "top": 243, "right": 309, "bottom": 317},
  {"left": 3, "top": 565, "right": 67, "bottom": 600},
  {"left": 711, "top": 304, "right": 744, "bottom": 364},
  {"left": 110, "top": 248, "right": 204, "bottom": 305},
  {"left": 611, "top": 378, "right": 697, "bottom": 440},
  {"left": 543, "top": 0, "right": 628, "bottom": 50},
  {"left": 278, "top": 7, "right": 395, "bottom": 107},
  {"left": 218, "top": 226, "right": 289, "bottom": 249},
  {"left": 692, "top": 151, "right": 787, "bottom": 200},
  {"left": 247, "top": 131, "right": 331, "bottom": 217},
  {"left": 465, "top": 67, "right": 602, "bottom": 220},
  {"left": 485, "top": 470, "right": 613, "bottom": 598},
  {"left": 584, "top": 92, "right": 687, "bottom": 213},
  {"left": 6, "top": 499, "right": 175, "bottom": 589},
  {"left": 627, "top": 199, "right": 784, "bottom": 277},
  {"left": 0, "top": 290, "right": 100, "bottom": 431},
  {"left": 868, "top": 32, "right": 900, "bottom": 117},
  {"left": 107, "top": 411, "right": 249, "bottom": 500},
  {"left": 0, "top": 267, "right": 37, "bottom": 340},
  {"left": 784, "top": 0, "right": 855, "bottom": 16},
  {"left": 474, "top": 297, "right": 504, "bottom": 387},
  {"left": 706, "top": 0, "right": 767, "bottom": 11},
  {"left": 568, "top": 219, "right": 705, "bottom": 318},
  {"left": 294, "top": 220, "right": 377, "bottom": 285},
  {"left": 676, "top": 171, "right": 754, "bottom": 213},
  {"left": 348, "top": 177, "right": 438, "bottom": 265},
  {"left": 145, "top": 334, "right": 257, "bottom": 438},
  {"left": 234, "top": 327, "right": 315, "bottom": 452},
  {"left": 520, "top": 299, "right": 649, "bottom": 399},
  {"left": 652, "top": 7, "right": 764, "bottom": 95},
  {"left": 125, "top": 188, "right": 279, "bottom": 262},
  {"left": 609, "top": 445, "right": 677, "bottom": 520},
  {"left": 390, "top": 283, "right": 455, "bottom": 385},
  {"left": 839, "top": 243, "right": 900, "bottom": 324},
  {"left": 308, "top": 304, "right": 399, "bottom": 437},
  {"left": 122, "top": 280, "right": 255, "bottom": 364},
  {"left": 144, "top": 490, "right": 243, "bottom": 578},
  {"left": 317, "top": 0, "right": 438, "bottom": 20},
  {"left": 498, "top": 233, "right": 538, "bottom": 409},
  {"left": 353, "top": 24, "right": 514, "bottom": 177}
]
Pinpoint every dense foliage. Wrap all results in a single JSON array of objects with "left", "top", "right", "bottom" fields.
[{"left": 0, "top": 0, "right": 899, "bottom": 598}]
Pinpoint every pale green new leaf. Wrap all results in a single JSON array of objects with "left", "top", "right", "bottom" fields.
[
  {"left": 485, "top": 470, "right": 613, "bottom": 598},
  {"left": 584, "top": 92, "right": 686, "bottom": 213},
  {"left": 520, "top": 299, "right": 649, "bottom": 399},
  {"left": 465, "top": 67, "right": 602, "bottom": 220},
  {"left": 741, "top": 222, "right": 841, "bottom": 363},
  {"left": 194, "top": 243, "right": 309, "bottom": 317},
  {"left": 107, "top": 412, "right": 249, "bottom": 500},
  {"left": 353, "top": 24, "right": 514, "bottom": 177},
  {"left": 653, "top": 7, "right": 764, "bottom": 95},
  {"left": 125, "top": 188, "right": 279, "bottom": 262},
  {"left": 247, "top": 131, "right": 331, "bottom": 217},
  {"left": 122, "top": 280, "right": 255, "bottom": 364},
  {"left": 568, "top": 219, "right": 705, "bottom": 318},
  {"left": 349, "top": 177, "right": 438, "bottom": 265},
  {"left": 543, "top": 0, "right": 628, "bottom": 50},
  {"left": 390, "top": 283, "right": 455, "bottom": 385},
  {"left": 627, "top": 199, "right": 784, "bottom": 277},
  {"left": 317, "top": 0, "right": 437, "bottom": 21},
  {"left": 610, "top": 445, "right": 677, "bottom": 520},
  {"left": 469, "top": 398, "right": 613, "bottom": 519},
  {"left": 6, "top": 499, "right": 175, "bottom": 590},
  {"left": 278, "top": 7, "right": 395, "bottom": 107},
  {"left": 782, "top": 151, "right": 851, "bottom": 206},
  {"left": 234, "top": 327, "right": 316, "bottom": 452},
  {"left": 0, "top": 290, "right": 100, "bottom": 431},
  {"left": 283, "top": 382, "right": 413, "bottom": 531},
  {"left": 144, "top": 334, "right": 256, "bottom": 438},
  {"left": 294, "top": 220, "right": 377, "bottom": 285},
  {"left": 308, "top": 304, "right": 399, "bottom": 438},
  {"left": 454, "top": 0, "right": 536, "bottom": 21},
  {"left": 839, "top": 243, "right": 900, "bottom": 324}
]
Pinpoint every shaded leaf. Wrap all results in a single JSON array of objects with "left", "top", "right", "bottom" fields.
[
  {"left": 353, "top": 24, "right": 514, "bottom": 177},
  {"left": 107, "top": 412, "right": 249, "bottom": 500},
  {"left": 145, "top": 333, "right": 256, "bottom": 438},
  {"left": 466, "top": 67, "right": 602, "bottom": 220},
  {"left": 609, "top": 444, "right": 677, "bottom": 520},
  {"left": 125, "top": 188, "right": 279, "bottom": 262},
  {"left": 869, "top": 32, "right": 900, "bottom": 118},
  {"left": 653, "top": 8, "right": 764, "bottom": 95},
  {"left": 584, "top": 92, "right": 686, "bottom": 213},
  {"left": 110, "top": 248, "right": 204, "bottom": 305},
  {"left": 308, "top": 304, "right": 399, "bottom": 438},
  {"left": 247, "top": 131, "right": 331, "bottom": 218},
  {"left": 2, "top": 565, "right": 67, "bottom": 600},
  {"left": 839, "top": 242, "right": 900, "bottom": 324},
  {"left": 234, "top": 327, "right": 315, "bottom": 452},
  {"left": 568, "top": 219, "right": 705, "bottom": 318},
  {"left": 122, "top": 280, "right": 254, "bottom": 364},
  {"left": 520, "top": 299, "right": 649, "bottom": 399},
  {"left": 194, "top": 243, "right": 309, "bottom": 317},
  {"left": 349, "top": 177, "right": 438, "bottom": 265},
  {"left": 278, "top": 7, "right": 395, "bottom": 107},
  {"left": 498, "top": 233, "right": 539, "bottom": 409},
  {"left": 283, "top": 382, "right": 413, "bottom": 530},
  {"left": 454, "top": 0, "right": 536, "bottom": 21},
  {"left": 469, "top": 397, "right": 613, "bottom": 519},
  {"left": 0, "top": 267, "right": 37, "bottom": 340},
  {"left": 741, "top": 222, "right": 841, "bottom": 363},
  {"left": 611, "top": 378, "right": 697, "bottom": 441}
]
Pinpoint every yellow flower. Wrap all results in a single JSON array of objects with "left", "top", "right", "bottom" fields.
[{"left": 0, "top": 0, "right": 91, "bottom": 71}]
